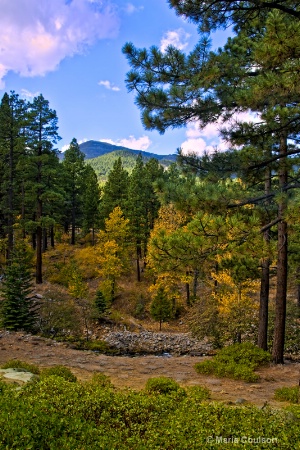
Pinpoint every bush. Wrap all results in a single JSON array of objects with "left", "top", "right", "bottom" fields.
[
  {"left": 185, "top": 386, "right": 210, "bottom": 401},
  {"left": 1, "top": 360, "right": 40, "bottom": 375},
  {"left": 145, "top": 377, "right": 185, "bottom": 396},
  {"left": 274, "top": 386, "right": 300, "bottom": 404},
  {"left": 41, "top": 366, "right": 77, "bottom": 382},
  {"left": 89, "top": 373, "right": 113, "bottom": 389},
  {"left": 195, "top": 343, "right": 270, "bottom": 383}
]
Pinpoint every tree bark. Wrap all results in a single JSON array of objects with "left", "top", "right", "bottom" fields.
[
  {"left": 272, "top": 133, "right": 288, "bottom": 364},
  {"left": 258, "top": 163, "right": 271, "bottom": 351}
]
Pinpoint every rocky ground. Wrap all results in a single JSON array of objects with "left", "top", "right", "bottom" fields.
[{"left": 0, "top": 330, "right": 299, "bottom": 408}]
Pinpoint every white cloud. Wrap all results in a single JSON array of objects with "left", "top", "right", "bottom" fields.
[
  {"left": 98, "top": 80, "right": 120, "bottom": 91},
  {"left": 20, "top": 88, "right": 40, "bottom": 99},
  {"left": 60, "top": 137, "right": 88, "bottom": 152},
  {"left": 123, "top": 3, "right": 144, "bottom": 14},
  {"left": 101, "top": 135, "right": 152, "bottom": 151},
  {"left": 180, "top": 111, "right": 260, "bottom": 156},
  {"left": 0, "top": 0, "right": 120, "bottom": 88},
  {"left": 160, "top": 28, "right": 190, "bottom": 53}
]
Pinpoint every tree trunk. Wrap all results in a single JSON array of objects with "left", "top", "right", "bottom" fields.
[
  {"left": 258, "top": 164, "right": 271, "bottom": 351},
  {"left": 36, "top": 224, "right": 43, "bottom": 284},
  {"left": 258, "top": 257, "right": 270, "bottom": 351},
  {"left": 186, "top": 278, "right": 190, "bottom": 306},
  {"left": 193, "top": 269, "right": 199, "bottom": 299},
  {"left": 272, "top": 133, "right": 288, "bottom": 364}
]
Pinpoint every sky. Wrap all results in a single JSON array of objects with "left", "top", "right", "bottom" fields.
[{"left": 0, "top": 0, "right": 234, "bottom": 156}]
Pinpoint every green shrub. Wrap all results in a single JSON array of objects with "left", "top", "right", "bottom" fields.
[
  {"left": 185, "top": 386, "right": 210, "bottom": 401},
  {"left": 214, "top": 342, "right": 271, "bottom": 368},
  {"left": 274, "top": 386, "right": 300, "bottom": 404},
  {"left": 1, "top": 359, "right": 40, "bottom": 375},
  {"left": 89, "top": 373, "right": 113, "bottom": 389},
  {"left": 195, "top": 343, "right": 270, "bottom": 383},
  {"left": 0, "top": 375, "right": 299, "bottom": 449},
  {"left": 41, "top": 366, "right": 77, "bottom": 382},
  {"left": 145, "top": 377, "right": 185, "bottom": 396}
]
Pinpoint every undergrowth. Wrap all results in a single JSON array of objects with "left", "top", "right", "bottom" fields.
[
  {"left": 0, "top": 372, "right": 298, "bottom": 449},
  {"left": 195, "top": 342, "right": 271, "bottom": 383}
]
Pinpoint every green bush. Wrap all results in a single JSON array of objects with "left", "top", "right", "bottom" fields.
[
  {"left": 185, "top": 386, "right": 210, "bottom": 401},
  {"left": 145, "top": 377, "right": 186, "bottom": 396},
  {"left": 195, "top": 343, "right": 270, "bottom": 383},
  {"left": 41, "top": 366, "right": 77, "bottom": 382},
  {"left": 89, "top": 373, "right": 113, "bottom": 389},
  {"left": 1, "top": 359, "right": 40, "bottom": 375},
  {"left": 0, "top": 375, "right": 299, "bottom": 449},
  {"left": 274, "top": 386, "right": 300, "bottom": 404}
]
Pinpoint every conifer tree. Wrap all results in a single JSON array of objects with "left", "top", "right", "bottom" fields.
[
  {"left": 82, "top": 164, "right": 101, "bottom": 244},
  {"left": 150, "top": 286, "right": 173, "bottom": 331},
  {"left": 24, "top": 94, "right": 61, "bottom": 283},
  {"left": 62, "top": 138, "right": 86, "bottom": 244},
  {"left": 100, "top": 157, "right": 129, "bottom": 222},
  {"left": 0, "top": 242, "right": 35, "bottom": 331},
  {"left": 0, "top": 92, "right": 28, "bottom": 258}
]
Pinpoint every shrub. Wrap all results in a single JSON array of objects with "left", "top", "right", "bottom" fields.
[
  {"left": 89, "top": 373, "right": 113, "bottom": 389},
  {"left": 274, "top": 386, "right": 300, "bottom": 404},
  {"left": 185, "top": 386, "right": 210, "bottom": 401},
  {"left": 1, "top": 360, "right": 40, "bottom": 375},
  {"left": 145, "top": 377, "right": 185, "bottom": 396},
  {"left": 41, "top": 366, "right": 77, "bottom": 382},
  {"left": 195, "top": 343, "right": 270, "bottom": 383},
  {"left": 215, "top": 342, "right": 271, "bottom": 368}
]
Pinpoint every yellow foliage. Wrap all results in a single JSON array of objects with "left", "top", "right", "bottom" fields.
[{"left": 73, "top": 246, "right": 98, "bottom": 279}]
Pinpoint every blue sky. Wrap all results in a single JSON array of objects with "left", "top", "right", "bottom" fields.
[{"left": 0, "top": 0, "right": 234, "bottom": 156}]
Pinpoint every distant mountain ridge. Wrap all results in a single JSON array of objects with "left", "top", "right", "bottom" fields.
[{"left": 79, "top": 140, "right": 177, "bottom": 161}]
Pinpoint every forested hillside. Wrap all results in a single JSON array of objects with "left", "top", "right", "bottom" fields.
[{"left": 87, "top": 149, "right": 175, "bottom": 181}]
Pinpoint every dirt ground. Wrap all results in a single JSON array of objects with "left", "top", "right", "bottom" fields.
[{"left": 0, "top": 331, "right": 299, "bottom": 408}]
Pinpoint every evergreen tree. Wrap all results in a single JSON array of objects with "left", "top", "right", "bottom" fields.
[
  {"left": 150, "top": 286, "right": 173, "bottom": 331},
  {"left": 100, "top": 157, "right": 129, "bottom": 222},
  {"left": 82, "top": 164, "right": 101, "bottom": 244},
  {"left": 24, "top": 94, "right": 61, "bottom": 283},
  {"left": 0, "top": 242, "right": 35, "bottom": 331},
  {"left": 0, "top": 92, "right": 28, "bottom": 258},
  {"left": 62, "top": 138, "right": 86, "bottom": 244},
  {"left": 123, "top": 2, "right": 300, "bottom": 363}
]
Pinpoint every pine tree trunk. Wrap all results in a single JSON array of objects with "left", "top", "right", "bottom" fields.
[
  {"left": 272, "top": 133, "right": 288, "bottom": 364},
  {"left": 258, "top": 257, "right": 270, "bottom": 351},
  {"left": 36, "top": 224, "right": 43, "bottom": 284},
  {"left": 186, "top": 279, "right": 190, "bottom": 306},
  {"left": 258, "top": 165, "right": 271, "bottom": 351},
  {"left": 193, "top": 269, "right": 199, "bottom": 299}
]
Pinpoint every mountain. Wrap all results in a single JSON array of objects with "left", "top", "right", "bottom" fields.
[
  {"left": 79, "top": 140, "right": 177, "bottom": 161},
  {"left": 78, "top": 140, "right": 177, "bottom": 181}
]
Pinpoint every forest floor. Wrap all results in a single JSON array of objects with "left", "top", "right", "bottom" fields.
[{"left": 0, "top": 331, "right": 299, "bottom": 408}]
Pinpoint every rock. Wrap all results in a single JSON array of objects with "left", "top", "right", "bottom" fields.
[
  {"left": 102, "top": 331, "right": 212, "bottom": 355},
  {"left": 235, "top": 398, "right": 247, "bottom": 404},
  {"left": 0, "top": 368, "right": 35, "bottom": 384}
]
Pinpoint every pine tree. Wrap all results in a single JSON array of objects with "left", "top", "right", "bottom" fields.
[
  {"left": 150, "top": 286, "right": 173, "bottom": 331},
  {"left": 24, "top": 94, "right": 61, "bottom": 283},
  {"left": 0, "top": 92, "right": 28, "bottom": 258},
  {"left": 100, "top": 157, "right": 129, "bottom": 223},
  {"left": 82, "top": 164, "right": 101, "bottom": 244},
  {"left": 62, "top": 138, "right": 86, "bottom": 244},
  {"left": 0, "top": 242, "right": 35, "bottom": 331}
]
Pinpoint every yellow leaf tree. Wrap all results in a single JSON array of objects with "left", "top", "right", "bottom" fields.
[{"left": 96, "top": 206, "right": 130, "bottom": 302}]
